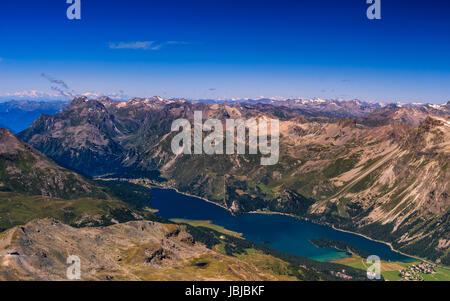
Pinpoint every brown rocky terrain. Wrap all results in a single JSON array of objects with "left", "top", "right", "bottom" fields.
[{"left": 0, "top": 218, "right": 204, "bottom": 280}]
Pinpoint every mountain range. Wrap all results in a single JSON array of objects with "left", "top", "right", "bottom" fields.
[{"left": 15, "top": 96, "right": 450, "bottom": 265}]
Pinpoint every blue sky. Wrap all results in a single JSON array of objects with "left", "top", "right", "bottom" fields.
[{"left": 0, "top": 0, "right": 449, "bottom": 103}]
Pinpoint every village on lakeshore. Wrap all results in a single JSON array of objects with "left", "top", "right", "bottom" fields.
[{"left": 400, "top": 263, "right": 437, "bottom": 281}]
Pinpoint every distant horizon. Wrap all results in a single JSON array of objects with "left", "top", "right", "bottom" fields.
[{"left": 0, "top": 94, "right": 449, "bottom": 106}]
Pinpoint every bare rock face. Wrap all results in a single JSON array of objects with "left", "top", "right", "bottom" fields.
[{"left": 0, "top": 218, "right": 207, "bottom": 280}]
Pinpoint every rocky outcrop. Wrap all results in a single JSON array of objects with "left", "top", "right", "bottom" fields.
[{"left": 0, "top": 219, "right": 207, "bottom": 280}]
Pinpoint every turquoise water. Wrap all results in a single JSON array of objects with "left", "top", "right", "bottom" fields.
[{"left": 149, "top": 188, "right": 413, "bottom": 262}]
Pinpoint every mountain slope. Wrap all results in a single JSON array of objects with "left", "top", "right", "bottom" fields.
[{"left": 0, "top": 128, "right": 107, "bottom": 199}]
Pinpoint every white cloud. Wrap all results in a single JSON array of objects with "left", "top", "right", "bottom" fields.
[
  {"left": 0, "top": 90, "right": 61, "bottom": 100},
  {"left": 109, "top": 41, "right": 155, "bottom": 50},
  {"left": 0, "top": 90, "right": 128, "bottom": 101},
  {"left": 108, "top": 41, "right": 189, "bottom": 50},
  {"left": 0, "top": 58, "right": 3, "bottom": 62}
]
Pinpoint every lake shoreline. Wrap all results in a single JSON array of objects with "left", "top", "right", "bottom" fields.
[
  {"left": 156, "top": 187, "right": 231, "bottom": 211},
  {"left": 247, "top": 209, "right": 419, "bottom": 262},
  {"left": 107, "top": 178, "right": 423, "bottom": 264},
  {"left": 149, "top": 184, "right": 420, "bottom": 263}
]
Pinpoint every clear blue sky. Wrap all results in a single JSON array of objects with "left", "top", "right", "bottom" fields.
[{"left": 0, "top": 0, "right": 449, "bottom": 103}]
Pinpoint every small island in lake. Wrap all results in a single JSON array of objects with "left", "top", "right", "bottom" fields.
[{"left": 310, "top": 238, "right": 371, "bottom": 259}]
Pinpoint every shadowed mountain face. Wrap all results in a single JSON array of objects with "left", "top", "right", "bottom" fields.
[
  {"left": 19, "top": 97, "right": 450, "bottom": 264},
  {"left": 0, "top": 128, "right": 107, "bottom": 199},
  {"left": 18, "top": 98, "right": 130, "bottom": 177}
]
